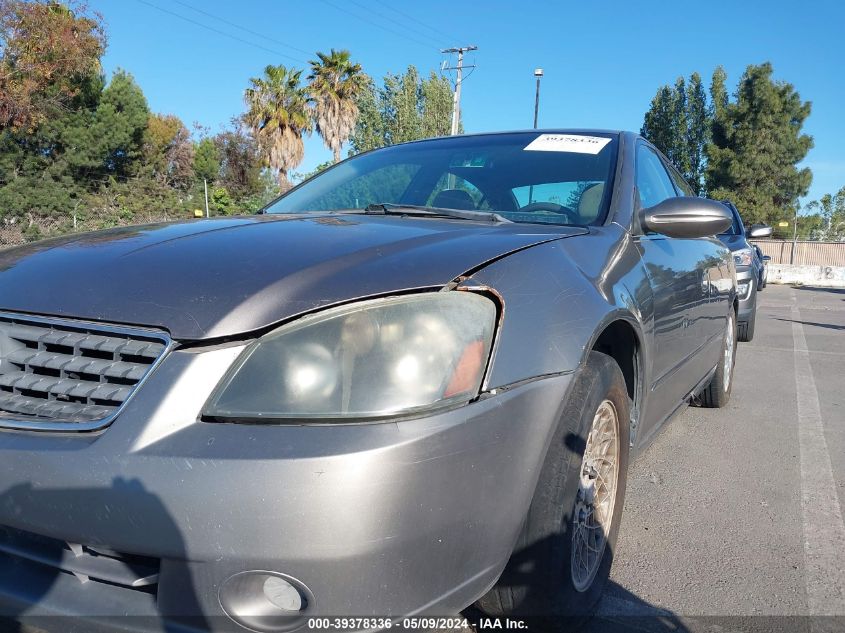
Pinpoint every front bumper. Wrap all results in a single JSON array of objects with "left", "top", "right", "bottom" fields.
[
  {"left": 0, "top": 346, "right": 573, "bottom": 632},
  {"left": 735, "top": 267, "right": 756, "bottom": 322}
]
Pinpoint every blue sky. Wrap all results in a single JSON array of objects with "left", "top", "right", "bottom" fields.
[{"left": 90, "top": 0, "right": 844, "bottom": 204}]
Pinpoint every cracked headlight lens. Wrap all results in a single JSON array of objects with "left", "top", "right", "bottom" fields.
[{"left": 204, "top": 293, "right": 497, "bottom": 422}]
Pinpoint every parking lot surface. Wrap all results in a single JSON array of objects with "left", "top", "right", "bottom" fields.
[{"left": 592, "top": 285, "right": 845, "bottom": 632}]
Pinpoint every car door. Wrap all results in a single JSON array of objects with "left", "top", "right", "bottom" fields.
[
  {"left": 661, "top": 157, "right": 727, "bottom": 347},
  {"left": 633, "top": 143, "right": 710, "bottom": 436}
]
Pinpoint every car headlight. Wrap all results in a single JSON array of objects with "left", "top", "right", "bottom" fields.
[
  {"left": 203, "top": 293, "right": 497, "bottom": 422},
  {"left": 733, "top": 248, "right": 753, "bottom": 267}
]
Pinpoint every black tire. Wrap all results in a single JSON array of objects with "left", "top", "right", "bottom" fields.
[
  {"left": 700, "top": 309, "right": 737, "bottom": 408},
  {"left": 738, "top": 296, "right": 756, "bottom": 343},
  {"left": 738, "top": 317, "right": 755, "bottom": 342},
  {"left": 476, "top": 351, "right": 630, "bottom": 629}
]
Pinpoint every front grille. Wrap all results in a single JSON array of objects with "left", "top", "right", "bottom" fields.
[
  {"left": 0, "top": 524, "right": 160, "bottom": 592},
  {"left": 0, "top": 312, "right": 168, "bottom": 431}
]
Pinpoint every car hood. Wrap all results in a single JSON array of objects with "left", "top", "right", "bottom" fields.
[{"left": 0, "top": 214, "right": 586, "bottom": 340}]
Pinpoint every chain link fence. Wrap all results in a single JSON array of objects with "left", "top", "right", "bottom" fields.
[{"left": 1, "top": 211, "right": 186, "bottom": 250}]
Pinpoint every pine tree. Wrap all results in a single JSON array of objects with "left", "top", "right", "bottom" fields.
[
  {"left": 705, "top": 63, "right": 813, "bottom": 225},
  {"left": 641, "top": 74, "right": 709, "bottom": 194},
  {"left": 685, "top": 73, "right": 709, "bottom": 195},
  {"left": 641, "top": 85, "right": 677, "bottom": 160}
]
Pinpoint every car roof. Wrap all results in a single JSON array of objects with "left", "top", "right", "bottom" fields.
[{"left": 386, "top": 129, "right": 628, "bottom": 148}]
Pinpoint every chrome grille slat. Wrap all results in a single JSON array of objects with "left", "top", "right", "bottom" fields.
[
  {"left": 0, "top": 392, "right": 113, "bottom": 421},
  {"left": 0, "top": 371, "right": 133, "bottom": 403},
  {"left": 0, "top": 313, "right": 169, "bottom": 431},
  {"left": 7, "top": 348, "right": 149, "bottom": 381}
]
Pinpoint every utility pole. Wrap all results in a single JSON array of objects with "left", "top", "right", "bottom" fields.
[
  {"left": 533, "top": 68, "right": 544, "bottom": 128},
  {"left": 204, "top": 179, "right": 210, "bottom": 218},
  {"left": 442, "top": 46, "right": 477, "bottom": 136},
  {"left": 791, "top": 205, "right": 799, "bottom": 264}
]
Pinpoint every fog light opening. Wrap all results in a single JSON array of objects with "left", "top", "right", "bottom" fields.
[
  {"left": 263, "top": 576, "right": 304, "bottom": 612},
  {"left": 220, "top": 571, "right": 312, "bottom": 632}
]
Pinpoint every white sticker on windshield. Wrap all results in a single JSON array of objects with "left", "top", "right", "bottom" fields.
[{"left": 523, "top": 134, "right": 611, "bottom": 154}]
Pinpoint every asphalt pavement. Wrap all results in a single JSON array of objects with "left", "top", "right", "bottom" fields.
[{"left": 592, "top": 285, "right": 845, "bottom": 633}]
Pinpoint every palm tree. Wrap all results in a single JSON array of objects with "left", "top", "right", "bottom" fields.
[
  {"left": 244, "top": 65, "right": 311, "bottom": 190},
  {"left": 308, "top": 49, "right": 368, "bottom": 164}
]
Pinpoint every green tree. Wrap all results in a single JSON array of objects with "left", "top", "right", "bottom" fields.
[
  {"left": 63, "top": 70, "right": 149, "bottom": 180},
  {"left": 710, "top": 66, "right": 729, "bottom": 121},
  {"left": 142, "top": 113, "right": 194, "bottom": 189},
  {"left": 641, "top": 73, "right": 708, "bottom": 194},
  {"left": 291, "top": 160, "right": 335, "bottom": 185},
  {"left": 641, "top": 85, "right": 678, "bottom": 160},
  {"left": 384, "top": 66, "right": 422, "bottom": 144},
  {"left": 805, "top": 186, "right": 845, "bottom": 240},
  {"left": 244, "top": 64, "right": 312, "bottom": 190},
  {"left": 684, "top": 72, "right": 709, "bottom": 194},
  {"left": 0, "top": 0, "right": 105, "bottom": 131},
  {"left": 420, "top": 71, "right": 453, "bottom": 138},
  {"left": 348, "top": 77, "right": 385, "bottom": 154},
  {"left": 349, "top": 66, "right": 454, "bottom": 154},
  {"left": 706, "top": 63, "right": 813, "bottom": 225},
  {"left": 308, "top": 49, "right": 368, "bottom": 163},
  {"left": 0, "top": 69, "right": 148, "bottom": 233},
  {"left": 214, "top": 121, "right": 268, "bottom": 201},
  {"left": 193, "top": 137, "right": 220, "bottom": 184}
]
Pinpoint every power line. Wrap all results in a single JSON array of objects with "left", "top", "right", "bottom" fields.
[
  {"left": 169, "top": 0, "right": 312, "bottom": 57},
  {"left": 133, "top": 0, "right": 308, "bottom": 65},
  {"left": 345, "top": 0, "right": 445, "bottom": 47},
  {"left": 316, "top": 0, "right": 437, "bottom": 50},
  {"left": 372, "top": 0, "right": 461, "bottom": 44}
]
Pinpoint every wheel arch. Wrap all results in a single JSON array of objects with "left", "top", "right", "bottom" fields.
[{"left": 586, "top": 313, "right": 645, "bottom": 446}]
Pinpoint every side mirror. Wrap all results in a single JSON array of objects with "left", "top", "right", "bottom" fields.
[
  {"left": 749, "top": 224, "right": 773, "bottom": 238},
  {"left": 642, "top": 197, "right": 733, "bottom": 238},
  {"left": 763, "top": 255, "right": 771, "bottom": 261}
]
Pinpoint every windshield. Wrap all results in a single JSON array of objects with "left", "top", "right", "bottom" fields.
[{"left": 264, "top": 132, "right": 618, "bottom": 226}]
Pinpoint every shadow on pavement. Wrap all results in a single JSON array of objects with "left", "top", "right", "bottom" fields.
[
  {"left": 793, "top": 286, "right": 845, "bottom": 296},
  {"left": 773, "top": 317, "right": 845, "bottom": 331}
]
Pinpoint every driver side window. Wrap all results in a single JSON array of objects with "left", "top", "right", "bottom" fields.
[{"left": 636, "top": 145, "right": 676, "bottom": 209}]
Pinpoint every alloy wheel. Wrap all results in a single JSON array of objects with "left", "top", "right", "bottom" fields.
[
  {"left": 724, "top": 312, "right": 735, "bottom": 392},
  {"left": 571, "top": 399, "right": 620, "bottom": 592}
]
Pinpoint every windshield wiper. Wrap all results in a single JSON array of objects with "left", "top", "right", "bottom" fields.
[{"left": 365, "top": 202, "right": 511, "bottom": 224}]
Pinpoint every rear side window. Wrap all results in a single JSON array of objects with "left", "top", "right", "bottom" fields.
[{"left": 636, "top": 145, "right": 676, "bottom": 208}]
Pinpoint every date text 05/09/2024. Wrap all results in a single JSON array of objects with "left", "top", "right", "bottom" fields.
[{"left": 305, "top": 617, "right": 529, "bottom": 630}]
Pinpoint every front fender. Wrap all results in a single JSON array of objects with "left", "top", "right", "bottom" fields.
[{"left": 466, "top": 236, "right": 642, "bottom": 390}]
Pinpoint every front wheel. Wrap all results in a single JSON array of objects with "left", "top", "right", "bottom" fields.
[
  {"left": 700, "top": 309, "right": 737, "bottom": 408},
  {"left": 476, "top": 351, "right": 630, "bottom": 627}
]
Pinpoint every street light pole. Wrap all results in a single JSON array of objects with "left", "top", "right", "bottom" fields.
[
  {"left": 529, "top": 68, "right": 544, "bottom": 204},
  {"left": 533, "top": 68, "right": 543, "bottom": 129}
]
